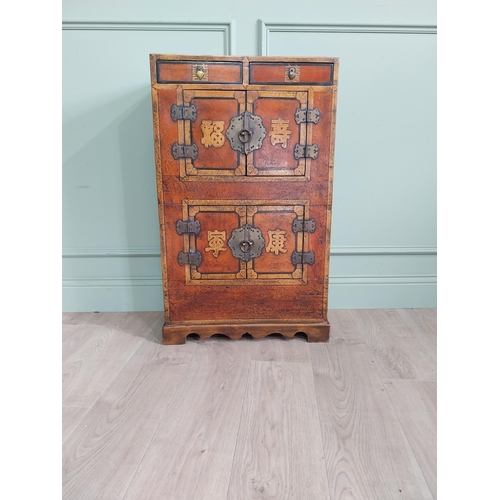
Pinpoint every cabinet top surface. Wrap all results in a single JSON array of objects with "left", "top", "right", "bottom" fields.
[{"left": 150, "top": 54, "right": 338, "bottom": 62}]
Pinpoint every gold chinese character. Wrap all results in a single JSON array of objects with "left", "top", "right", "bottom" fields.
[
  {"left": 205, "top": 230, "right": 227, "bottom": 257},
  {"left": 269, "top": 118, "right": 292, "bottom": 149},
  {"left": 266, "top": 229, "right": 288, "bottom": 255},
  {"left": 201, "top": 120, "right": 226, "bottom": 148}
]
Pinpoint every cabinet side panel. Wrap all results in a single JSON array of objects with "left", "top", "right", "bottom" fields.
[
  {"left": 312, "top": 90, "right": 335, "bottom": 320},
  {"left": 151, "top": 86, "right": 170, "bottom": 320}
]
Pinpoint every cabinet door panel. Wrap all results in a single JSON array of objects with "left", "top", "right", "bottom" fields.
[
  {"left": 248, "top": 91, "right": 307, "bottom": 176},
  {"left": 177, "top": 90, "right": 246, "bottom": 178},
  {"left": 247, "top": 204, "right": 307, "bottom": 283},
  {"left": 185, "top": 203, "right": 246, "bottom": 281}
]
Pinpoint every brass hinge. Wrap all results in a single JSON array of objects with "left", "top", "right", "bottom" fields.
[
  {"left": 294, "top": 108, "right": 321, "bottom": 125},
  {"left": 177, "top": 251, "right": 202, "bottom": 266},
  {"left": 292, "top": 218, "right": 316, "bottom": 234},
  {"left": 291, "top": 250, "right": 315, "bottom": 265},
  {"left": 170, "top": 104, "right": 197, "bottom": 122},
  {"left": 171, "top": 143, "right": 198, "bottom": 160},
  {"left": 176, "top": 220, "right": 201, "bottom": 235},
  {"left": 293, "top": 144, "right": 319, "bottom": 160}
]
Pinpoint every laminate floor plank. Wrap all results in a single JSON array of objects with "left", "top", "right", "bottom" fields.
[
  {"left": 63, "top": 312, "right": 163, "bottom": 408},
  {"left": 62, "top": 312, "right": 127, "bottom": 357},
  {"left": 62, "top": 312, "right": 96, "bottom": 326},
  {"left": 397, "top": 309, "right": 437, "bottom": 356},
  {"left": 328, "top": 310, "right": 366, "bottom": 344},
  {"left": 62, "top": 405, "right": 90, "bottom": 444},
  {"left": 311, "top": 340, "right": 433, "bottom": 500},
  {"left": 351, "top": 310, "right": 436, "bottom": 381},
  {"left": 62, "top": 310, "right": 436, "bottom": 500},
  {"left": 227, "top": 360, "right": 330, "bottom": 500},
  {"left": 123, "top": 340, "right": 252, "bottom": 500},
  {"left": 383, "top": 379, "right": 437, "bottom": 499},
  {"left": 62, "top": 328, "right": 196, "bottom": 500},
  {"left": 250, "top": 334, "right": 311, "bottom": 363}
]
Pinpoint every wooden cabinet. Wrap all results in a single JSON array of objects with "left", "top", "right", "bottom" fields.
[{"left": 150, "top": 55, "right": 338, "bottom": 344}]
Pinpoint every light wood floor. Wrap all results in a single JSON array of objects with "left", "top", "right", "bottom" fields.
[{"left": 62, "top": 309, "right": 437, "bottom": 500}]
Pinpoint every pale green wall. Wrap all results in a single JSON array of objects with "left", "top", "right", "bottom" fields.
[{"left": 62, "top": 0, "right": 437, "bottom": 311}]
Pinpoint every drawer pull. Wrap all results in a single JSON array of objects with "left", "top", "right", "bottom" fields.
[
  {"left": 238, "top": 129, "right": 252, "bottom": 143},
  {"left": 195, "top": 67, "right": 205, "bottom": 80},
  {"left": 239, "top": 240, "right": 253, "bottom": 252}
]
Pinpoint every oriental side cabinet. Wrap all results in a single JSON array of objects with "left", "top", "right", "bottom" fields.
[{"left": 149, "top": 55, "right": 338, "bottom": 344}]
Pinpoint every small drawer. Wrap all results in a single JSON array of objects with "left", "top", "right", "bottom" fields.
[
  {"left": 156, "top": 61, "right": 243, "bottom": 84},
  {"left": 249, "top": 62, "right": 334, "bottom": 85}
]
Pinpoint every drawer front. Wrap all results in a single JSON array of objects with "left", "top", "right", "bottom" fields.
[
  {"left": 157, "top": 60, "right": 243, "bottom": 84},
  {"left": 249, "top": 62, "right": 334, "bottom": 85}
]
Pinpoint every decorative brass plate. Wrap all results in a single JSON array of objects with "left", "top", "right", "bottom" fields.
[
  {"left": 226, "top": 111, "right": 267, "bottom": 154},
  {"left": 228, "top": 223, "right": 265, "bottom": 262}
]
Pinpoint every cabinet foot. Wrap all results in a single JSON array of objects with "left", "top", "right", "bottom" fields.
[{"left": 162, "top": 322, "right": 330, "bottom": 345}]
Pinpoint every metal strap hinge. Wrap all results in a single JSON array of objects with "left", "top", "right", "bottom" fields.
[
  {"left": 176, "top": 220, "right": 201, "bottom": 235},
  {"left": 170, "top": 104, "right": 197, "bottom": 122},
  {"left": 294, "top": 107, "right": 321, "bottom": 125},
  {"left": 177, "top": 251, "right": 202, "bottom": 266},
  {"left": 293, "top": 144, "right": 319, "bottom": 160},
  {"left": 291, "top": 250, "right": 315, "bottom": 266},
  {"left": 171, "top": 143, "right": 198, "bottom": 160},
  {"left": 292, "top": 218, "right": 316, "bottom": 234}
]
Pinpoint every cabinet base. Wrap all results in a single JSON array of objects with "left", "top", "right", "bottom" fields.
[{"left": 162, "top": 322, "right": 330, "bottom": 345}]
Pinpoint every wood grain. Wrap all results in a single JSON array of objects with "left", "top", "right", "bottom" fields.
[
  {"left": 62, "top": 309, "right": 436, "bottom": 500},
  {"left": 250, "top": 334, "right": 311, "bottom": 363},
  {"left": 62, "top": 406, "right": 90, "bottom": 444},
  {"left": 351, "top": 309, "right": 436, "bottom": 381},
  {"left": 310, "top": 339, "right": 433, "bottom": 500},
  {"left": 397, "top": 308, "right": 437, "bottom": 356},
  {"left": 383, "top": 379, "right": 437, "bottom": 498},
  {"left": 162, "top": 321, "right": 330, "bottom": 345},
  {"left": 62, "top": 313, "right": 161, "bottom": 407},
  {"left": 227, "top": 360, "right": 330, "bottom": 499},
  {"left": 327, "top": 309, "right": 365, "bottom": 344},
  {"left": 123, "top": 341, "right": 252, "bottom": 500},
  {"left": 63, "top": 312, "right": 128, "bottom": 359},
  {"left": 62, "top": 324, "right": 196, "bottom": 500},
  {"left": 151, "top": 55, "right": 337, "bottom": 336}
]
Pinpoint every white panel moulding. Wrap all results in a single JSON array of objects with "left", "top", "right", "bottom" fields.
[
  {"left": 62, "top": 246, "right": 437, "bottom": 258},
  {"left": 62, "top": 20, "right": 237, "bottom": 55},
  {"left": 258, "top": 20, "right": 437, "bottom": 55}
]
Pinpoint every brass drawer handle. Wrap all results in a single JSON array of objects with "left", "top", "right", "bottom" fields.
[{"left": 195, "top": 66, "right": 205, "bottom": 80}]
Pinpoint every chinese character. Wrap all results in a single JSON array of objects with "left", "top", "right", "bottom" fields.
[
  {"left": 205, "top": 230, "right": 228, "bottom": 257},
  {"left": 269, "top": 118, "right": 292, "bottom": 149},
  {"left": 201, "top": 120, "right": 226, "bottom": 148},
  {"left": 266, "top": 229, "right": 288, "bottom": 255}
]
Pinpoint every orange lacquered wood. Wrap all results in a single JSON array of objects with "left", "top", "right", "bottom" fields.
[
  {"left": 157, "top": 61, "right": 243, "bottom": 84},
  {"left": 150, "top": 55, "right": 338, "bottom": 343},
  {"left": 249, "top": 63, "right": 333, "bottom": 85}
]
